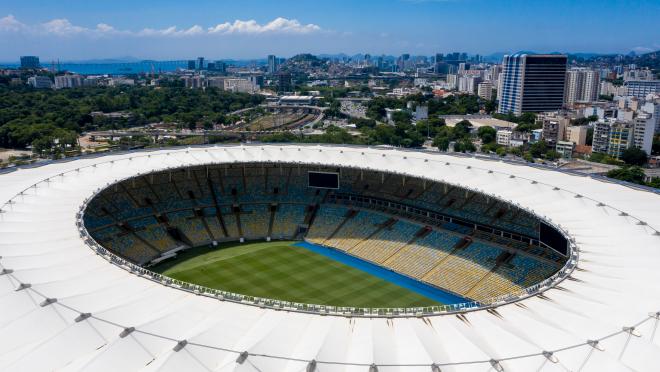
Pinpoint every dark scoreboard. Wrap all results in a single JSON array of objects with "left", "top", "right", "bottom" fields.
[
  {"left": 540, "top": 222, "right": 569, "bottom": 256},
  {"left": 308, "top": 171, "right": 339, "bottom": 189}
]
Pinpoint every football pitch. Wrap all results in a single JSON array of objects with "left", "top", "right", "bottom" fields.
[{"left": 150, "top": 240, "right": 441, "bottom": 308}]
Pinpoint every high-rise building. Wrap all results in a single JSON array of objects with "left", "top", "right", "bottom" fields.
[
  {"left": 20, "top": 56, "right": 40, "bottom": 69},
  {"left": 215, "top": 60, "right": 227, "bottom": 74},
  {"left": 592, "top": 121, "right": 612, "bottom": 154},
  {"left": 267, "top": 55, "right": 279, "bottom": 74},
  {"left": 497, "top": 54, "right": 567, "bottom": 115},
  {"left": 187, "top": 60, "right": 196, "bottom": 70},
  {"left": 477, "top": 81, "right": 493, "bottom": 100},
  {"left": 465, "top": 76, "right": 482, "bottom": 94},
  {"left": 565, "top": 68, "right": 600, "bottom": 105},
  {"left": 277, "top": 72, "right": 292, "bottom": 93},
  {"left": 486, "top": 65, "right": 501, "bottom": 82},
  {"left": 633, "top": 113, "right": 654, "bottom": 154},
  {"left": 395, "top": 54, "right": 411, "bottom": 72},
  {"left": 247, "top": 75, "right": 264, "bottom": 88},
  {"left": 458, "top": 76, "right": 469, "bottom": 93},
  {"left": 446, "top": 74, "right": 458, "bottom": 90},
  {"left": 376, "top": 56, "right": 384, "bottom": 71},
  {"left": 196, "top": 57, "right": 205, "bottom": 70},
  {"left": 582, "top": 69, "right": 600, "bottom": 102}
]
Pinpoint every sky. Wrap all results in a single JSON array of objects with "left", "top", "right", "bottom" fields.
[{"left": 1, "top": 0, "right": 659, "bottom": 61}]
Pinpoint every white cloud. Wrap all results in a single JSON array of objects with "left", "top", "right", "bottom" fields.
[
  {"left": 41, "top": 19, "right": 86, "bottom": 35},
  {"left": 0, "top": 14, "right": 26, "bottom": 32},
  {"left": 208, "top": 17, "right": 320, "bottom": 35},
  {"left": 0, "top": 15, "right": 322, "bottom": 38},
  {"left": 96, "top": 23, "right": 116, "bottom": 33}
]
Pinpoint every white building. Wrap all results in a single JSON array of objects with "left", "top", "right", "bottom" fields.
[
  {"left": 633, "top": 113, "right": 655, "bottom": 154},
  {"left": 223, "top": 78, "right": 257, "bottom": 94},
  {"left": 278, "top": 96, "right": 314, "bottom": 106},
  {"left": 108, "top": 78, "right": 135, "bottom": 87},
  {"left": 625, "top": 80, "right": 660, "bottom": 98},
  {"left": 27, "top": 76, "right": 52, "bottom": 89},
  {"left": 600, "top": 81, "right": 627, "bottom": 96},
  {"left": 582, "top": 106, "right": 606, "bottom": 120},
  {"left": 641, "top": 97, "right": 660, "bottom": 133},
  {"left": 54, "top": 74, "right": 83, "bottom": 89},
  {"left": 496, "top": 130, "right": 513, "bottom": 147},
  {"left": 477, "top": 81, "right": 493, "bottom": 100},
  {"left": 466, "top": 76, "right": 482, "bottom": 94}
]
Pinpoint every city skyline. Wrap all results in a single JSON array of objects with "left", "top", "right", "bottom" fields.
[{"left": 1, "top": 0, "right": 659, "bottom": 61}]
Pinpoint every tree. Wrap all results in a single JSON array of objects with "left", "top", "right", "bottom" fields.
[
  {"left": 606, "top": 166, "right": 646, "bottom": 184},
  {"left": 477, "top": 126, "right": 496, "bottom": 144},
  {"left": 454, "top": 138, "right": 476, "bottom": 153},
  {"left": 433, "top": 136, "right": 449, "bottom": 151},
  {"left": 453, "top": 120, "right": 473, "bottom": 139},
  {"left": 0, "top": 84, "right": 265, "bottom": 151},
  {"left": 621, "top": 147, "right": 648, "bottom": 166},
  {"left": 529, "top": 140, "right": 548, "bottom": 159},
  {"left": 647, "top": 177, "right": 660, "bottom": 189},
  {"left": 545, "top": 150, "right": 560, "bottom": 161}
]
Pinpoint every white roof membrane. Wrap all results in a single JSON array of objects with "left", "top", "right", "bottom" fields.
[{"left": 0, "top": 144, "right": 659, "bottom": 371}]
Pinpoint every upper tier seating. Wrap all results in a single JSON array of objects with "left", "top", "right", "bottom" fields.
[
  {"left": 240, "top": 204, "right": 270, "bottom": 239},
  {"left": 271, "top": 204, "right": 307, "bottom": 239}
]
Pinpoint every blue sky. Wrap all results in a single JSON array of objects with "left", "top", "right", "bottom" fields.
[{"left": 1, "top": 0, "right": 659, "bottom": 61}]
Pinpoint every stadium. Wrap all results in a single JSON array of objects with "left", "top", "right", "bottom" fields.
[{"left": 1, "top": 144, "right": 659, "bottom": 371}]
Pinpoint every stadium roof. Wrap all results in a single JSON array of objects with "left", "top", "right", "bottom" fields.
[{"left": 1, "top": 144, "right": 660, "bottom": 371}]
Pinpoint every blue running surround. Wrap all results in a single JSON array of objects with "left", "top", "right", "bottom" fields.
[{"left": 294, "top": 241, "right": 469, "bottom": 305}]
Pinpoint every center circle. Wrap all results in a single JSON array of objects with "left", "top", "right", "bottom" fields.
[{"left": 82, "top": 161, "right": 568, "bottom": 309}]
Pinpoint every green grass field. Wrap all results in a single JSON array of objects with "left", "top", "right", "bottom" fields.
[{"left": 150, "top": 240, "right": 439, "bottom": 308}]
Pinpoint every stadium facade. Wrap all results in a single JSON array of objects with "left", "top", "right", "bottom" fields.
[{"left": 1, "top": 144, "right": 660, "bottom": 371}]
